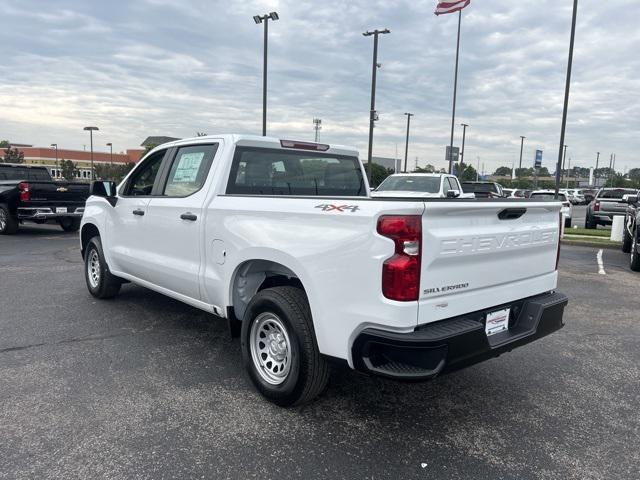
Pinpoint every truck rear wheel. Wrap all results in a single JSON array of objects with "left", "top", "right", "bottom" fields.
[
  {"left": 0, "top": 204, "right": 18, "bottom": 235},
  {"left": 585, "top": 214, "right": 597, "bottom": 229},
  {"left": 84, "top": 236, "right": 122, "bottom": 298},
  {"left": 59, "top": 217, "right": 81, "bottom": 232},
  {"left": 622, "top": 225, "right": 632, "bottom": 253},
  {"left": 241, "top": 286, "right": 329, "bottom": 407}
]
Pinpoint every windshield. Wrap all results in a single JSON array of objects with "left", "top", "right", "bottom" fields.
[
  {"left": 462, "top": 182, "right": 498, "bottom": 193},
  {"left": 376, "top": 175, "right": 441, "bottom": 193},
  {"left": 530, "top": 193, "right": 567, "bottom": 201},
  {"left": 597, "top": 189, "right": 637, "bottom": 199}
]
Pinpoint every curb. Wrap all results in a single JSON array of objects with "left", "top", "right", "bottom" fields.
[{"left": 561, "top": 238, "right": 621, "bottom": 250}]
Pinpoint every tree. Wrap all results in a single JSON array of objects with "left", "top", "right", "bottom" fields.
[
  {"left": 364, "top": 163, "right": 392, "bottom": 187},
  {"left": 537, "top": 167, "right": 551, "bottom": 177},
  {"left": 628, "top": 168, "right": 640, "bottom": 184},
  {"left": 457, "top": 162, "right": 477, "bottom": 182},
  {"left": 196, "top": 132, "right": 208, "bottom": 137},
  {"left": 493, "top": 166, "right": 512, "bottom": 176},
  {"left": 94, "top": 162, "right": 136, "bottom": 183},
  {"left": 1, "top": 146, "right": 24, "bottom": 163},
  {"left": 0, "top": 140, "right": 9, "bottom": 148},
  {"left": 413, "top": 164, "right": 435, "bottom": 173},
  {"left": 60, "top": 159, "right": 78, "bottom": 181},
  {"left": 515, "top": 167, "right": 534, "bottom": 178}
]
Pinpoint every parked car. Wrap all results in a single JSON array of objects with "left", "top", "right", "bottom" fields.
[
  {"left": 461, "top": 181, "right": 506, "bottom": 198},
  {"left": 562, "top": 189, "right": 586, "bottom": 205},
  {"left": 503, "top": 188, "right": 526, "bottom": 198},
  {"left": 80, "top": 134, "right": 568, "bottom": 406},
  {"left": 372, "top": 173, "right": 474, "bottom": 198},
  {"left": 528, "top": 190, "right": 572, "bottom": 228},
  {"left": 585, "top": 188, "right": 640, "bottom": 229},
  {"left": 0, "top": 163, "right": 90, "bottom": 234},
  {"left": 582, "top": 189, "right": 597, "bottom": 204}
]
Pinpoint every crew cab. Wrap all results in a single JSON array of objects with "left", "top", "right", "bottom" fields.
[
  {"left": 0, "top": 163, "right": 90, "bottom": 234},
  {"left": 586, "top": 188, "right": 639, "bottom": 229},
  {"left": 81, "top": 135, "right": 568, "bottom": 406},
  {"left": 371, "top": 173, "right": 474, "bottom": 198}
]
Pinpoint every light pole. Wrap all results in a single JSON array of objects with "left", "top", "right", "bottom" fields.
[
  {"left": 561, "top": 145, "right": 568, "bottom": 183},
  {"left": 83, "top": 126, "right": 99, "bottom": 180},
  {"left": 253, "top": 12, "right": 279, "bottom": 137},
  {"left": 518, "top": 136, "right": 525, "bottom": 175},
  {"left": 403, "top": 112, "right": 413, "bottom": 172},
  {"left": 107, "top": 142, "right": 113, "bottom": 167},
  {"left": 363, "top": 28, "right": 390, "bottom": 183},
  {"left": 459, "top": 123, "right": 468, "bottom": 174},
  {"left": 50, "top": 143, "right": 58, "bottom": 166},
  {"left": 594, "top": 152, "right": 600, "bottom": 186},
  {"left": 554, "top": 0, "right": 578, "bottom": 199}
]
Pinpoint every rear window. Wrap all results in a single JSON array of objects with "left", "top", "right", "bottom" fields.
[
  {"left": 0, "top": 166, "right": 51, "bottom": 181},
  {"left": 462, "top": 182, "right": 498, "bottom": 193},
  {"left": 530, "top": 193, "right": 567, "bottom": 201},
  {"left": 376, "top": 175, "right": 440, "bottom": 193},
  {"left": 226, "top": 147, "right": 365, "bottom": 196},
  {"left": 597, "top": 189, "right": 637, "bottom": 199}
]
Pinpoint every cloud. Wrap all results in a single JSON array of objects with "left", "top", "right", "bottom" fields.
[{"left": 0, "top": 0, "right": 638, "bottom": 173}]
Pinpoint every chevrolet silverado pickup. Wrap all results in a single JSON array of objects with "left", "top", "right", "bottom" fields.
[
  {"left": 585, "top": 187, "right": 639, "bottom": 229},
  {"left": 80, "top": 135, "right": 568, "bottom": 406},
  {"left": 371, "top": 173, "right": 475, "bottom": 198},
  {"left": 0, "top": 163, "right": 90, "bottom": 234}
]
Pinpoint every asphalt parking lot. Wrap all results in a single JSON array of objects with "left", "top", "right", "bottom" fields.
[{"left": 1, "top": 225, "right": 638, "bottom": 480}]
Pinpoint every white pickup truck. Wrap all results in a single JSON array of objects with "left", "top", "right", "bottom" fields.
[
  {"left": 371, "top": 173, "right": 475, "bottom": 199},
  {"left": 81, "top": 134, "right": 568, "bottom": 406}
]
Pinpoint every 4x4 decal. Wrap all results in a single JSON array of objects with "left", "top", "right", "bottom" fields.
[{"left": 315, "top": 204, "right": 360, "bottom": 213}]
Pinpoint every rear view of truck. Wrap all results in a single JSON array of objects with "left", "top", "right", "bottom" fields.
[{"left": 352, "top": 199, "right": 567, "bottom": 380}]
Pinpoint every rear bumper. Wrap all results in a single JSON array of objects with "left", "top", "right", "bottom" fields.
[
  {"left": 351, "top": 291, "right": 568, "bottom": 381},
  {"left": 18, "top": 207, "right": 84, "bottom": 220}
]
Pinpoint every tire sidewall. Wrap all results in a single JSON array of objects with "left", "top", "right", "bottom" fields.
[
  {"left": 85, "top": 237, "right": 106, "bottom": 296},
  {"left": 0, "top": 204, "right": 17, "bottom": 234},
  {"left": 241, "top": 292, "right": 305, "bottom": 405}
]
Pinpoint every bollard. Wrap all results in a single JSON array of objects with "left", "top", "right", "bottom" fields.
[{"left": 610, "top": 215, "right": 625, "bottom": 242}]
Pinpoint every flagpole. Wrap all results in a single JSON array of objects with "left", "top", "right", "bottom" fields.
[{"left": 448, "top": 10, "right": 462, "bottom": 174}]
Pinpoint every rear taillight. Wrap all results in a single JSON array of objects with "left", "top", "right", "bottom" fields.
[
  {"left": 556, "top": 212, "right": 562, "bottom": 270},
  {"left": 18, "top": 182, "right": 30, "bottom": 202},
  {"left": 377, "top": 215, "right": 422, "bottom": 301},
  {"left": 594, "top": 201, "right": 600, "bottom": 212}
]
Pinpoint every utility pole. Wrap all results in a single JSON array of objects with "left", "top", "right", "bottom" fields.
[
  {"left": 363, "top": 28, "right": 390, "bottom": 183},
  {"left": 608, "top": 153, "right": 613, "bottom": 187},
  {"left": 313, "top": 118, "right": 322, "bottom": 142},
  {"left": 253, "top": 12, "right": 279, "bottom": 136},
  {"left": 561, "top": 145, "right": 568, "bottom": 183},
  {"left": 594, "top": 151, "right": 600, "bottom": 186},
  {"left": 403, "top": 112, "right": 413, "bottom": 173},
  {"left": 566, "top": 158, "right": 571, "bottom": 189},
  {"left": 448, "top": 10, "right": 463, "bottom": 174},
  {"left": 554, "top": 0, "right": 578, "bottom": 199},
  {"left": 476, "top": 156, "right": 480, "bottom": 181},
  {"left": 459, "top": 123, "right": 468, "bottom": 175},
  {"left": 518, "top": 136, "right": 525, "bottom": 174}
]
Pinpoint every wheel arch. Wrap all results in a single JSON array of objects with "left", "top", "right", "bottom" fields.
[{"left": 80, "top": 223, "right": 101, "bottom": 259}]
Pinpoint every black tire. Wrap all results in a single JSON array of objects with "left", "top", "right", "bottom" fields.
[
  {"left": 241, "top": 286, "right": 329, "bottom": 407},
  {"left": 585, "top": 214, "right": 597, "bottom": 229},
  {"left": 564, "top": 217, "right": 572, "bottom": 229},
  {"left": 84, "top": 236, "right": 122, "bottom": 298},
  {"left": 622, "top": 224, "right": 632, "bottom": 253},
  {"left": 0, "top": 204, "right": 19, "bottom": 235},
  {"left": 59, "top": 217, "right": 81, "bottom": 232},
  {"left": 631, "top": 231, "right": 640, "bottom": 272}
]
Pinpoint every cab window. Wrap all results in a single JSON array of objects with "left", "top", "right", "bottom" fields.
[
  {"left": 123, "top": 150, "right": 165, "bottom": 196},
  {"left": 162, "top": 144, "right": 218, "bottom": 197}
]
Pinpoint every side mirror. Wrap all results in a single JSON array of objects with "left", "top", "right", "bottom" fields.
[
  {"left": 90, "top": 181, "right": 117, "bottom": 206},
  {"left": 447, "top": 189, "right": 460, "bottom": 198}
]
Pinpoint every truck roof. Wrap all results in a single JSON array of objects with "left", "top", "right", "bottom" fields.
[{"left": 149, "top": 134, "right": 360, "bottom": 158}]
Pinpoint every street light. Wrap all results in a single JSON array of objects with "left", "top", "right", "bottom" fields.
[
  {"left": 594, "top": 152, "right": 600, "bottom": 186},
  {"left": 313, "top": 118, "right": 322, "bottom": 142},
  {"left": 253, "top": 11, "right": 279, "bottom": 136},
  {"left": 561, "top": 145, "right": 568, "bottom": 183},
  {"left": 363, "top": 28, "right": 390, "bottom": 183},
  {"left": 518, "top": 136, "right": 525, "bottom": 174},
  {"left": 83, "top": 126, "right": 99, "bottom": 180},
  {"left": 106, "top": 142, "right": 113, "bottom": 168},
  {"left": 403, "top": 113, "right": 413, "bottom": 172}
]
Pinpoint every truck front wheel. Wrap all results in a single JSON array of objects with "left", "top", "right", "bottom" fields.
[
  {"left": 241, "top": 286, "right": 329, "bottom": 407},
  {"left": 84, "top": 236, "right": 122, "bottom": 298},
  {"left": 631, "top": 231, "right": 640, "bottom": 272},
  {"left": 0, "top": 204, "right": 19, "bottom": 235}
]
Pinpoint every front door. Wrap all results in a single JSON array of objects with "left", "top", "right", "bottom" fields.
[{"left": 142, "top": 143, "right": 219, "bottom": 300}]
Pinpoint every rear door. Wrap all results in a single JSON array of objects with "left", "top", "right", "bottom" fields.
[
  {"left": 417, "top": 200, "right": 561, "bottom": 325},
  {"left": 142, "top": 143, "right": 219, "bottom": 300}
]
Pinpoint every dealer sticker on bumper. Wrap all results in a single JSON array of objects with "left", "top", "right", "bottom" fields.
[{"left": 485, "top": 308, "right": 510, "bottom": 336}]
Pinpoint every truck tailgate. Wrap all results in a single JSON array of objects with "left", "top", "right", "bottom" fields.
[{"left": 418, "top": 201, "right": 560, "bottom": 325}]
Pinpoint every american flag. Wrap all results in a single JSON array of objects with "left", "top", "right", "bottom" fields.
[{"left": 434, "top": 0, "right": 471, "bottom": 16}]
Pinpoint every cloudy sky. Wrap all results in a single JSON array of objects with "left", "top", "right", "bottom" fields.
[{"left": 1, "top": 0, "right": 638, "bottom": 173}]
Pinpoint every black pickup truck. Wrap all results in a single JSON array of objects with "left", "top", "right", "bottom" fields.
[{"left": 0, "top": 163, "right": 90, "bottom": 234}]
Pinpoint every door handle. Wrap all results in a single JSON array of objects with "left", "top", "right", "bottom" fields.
[
  {"left": 180, "top": 212, "right": 198, "bottom": 221},
  {"left": 132, "top": 209, "right": 145, "bottom": 216}
]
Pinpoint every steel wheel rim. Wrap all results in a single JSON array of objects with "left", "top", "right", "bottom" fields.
[
  {"left": 87, "top": 250, "right": 101, "bottom": 288},
  {"left": 0, "top": 209, "right": 6, "bottom": 231},
  {"left": 249, "top": 312, "right": 292, "bottom": 385}
]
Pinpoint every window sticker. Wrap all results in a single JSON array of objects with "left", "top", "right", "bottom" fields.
[{"left": 172, "top": 152, "right": 204, "bottom": 183}]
